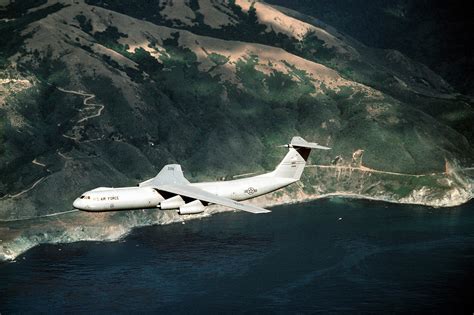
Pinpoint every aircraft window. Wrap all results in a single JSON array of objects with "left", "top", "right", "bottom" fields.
[{"left": 80, "top": 196, "right": 85, "bottom": 199}]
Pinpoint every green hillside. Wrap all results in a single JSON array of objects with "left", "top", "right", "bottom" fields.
[{"left": 0, "top": 0, "right": 472, "bottom": 223}]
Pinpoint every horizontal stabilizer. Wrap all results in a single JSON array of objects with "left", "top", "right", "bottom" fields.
[{"left": 290, "top": 136, "right": 331, "bottom": 150}]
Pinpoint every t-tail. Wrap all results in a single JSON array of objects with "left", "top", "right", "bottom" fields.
[{"left": 269, "top": 136, "right": 330, "bottom": 180}]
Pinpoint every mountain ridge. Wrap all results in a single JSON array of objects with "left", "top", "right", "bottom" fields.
[{"left": 0, "top": 0, "right": 472, "bottom": 260}]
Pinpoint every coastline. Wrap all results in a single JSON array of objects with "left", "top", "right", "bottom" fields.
[{"left": 1, "top": 188, "right": 472, "bottom": 262}]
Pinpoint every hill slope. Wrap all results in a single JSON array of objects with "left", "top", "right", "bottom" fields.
[{"left": 0, "top": 0, "right": 472, "bottom": 260}]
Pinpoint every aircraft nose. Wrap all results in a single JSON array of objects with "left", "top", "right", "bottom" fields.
[{"left": 73, "top": 198, "right": 84, "bottom": 210}]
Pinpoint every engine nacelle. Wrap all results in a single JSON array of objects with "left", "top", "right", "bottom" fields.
[
  {"left": 160, "top": 195, "right": 185, "bottom": 210},
  {"left": 178, "top": 200, "right": 205, "bottom": 215}
]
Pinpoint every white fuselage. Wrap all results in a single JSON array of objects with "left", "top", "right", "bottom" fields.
[
  {"left": 73, "top": 186, "right": 163, "bottom": 211},
  {"left": 73, "top": 140, "right": 323, "bottom": 214},
  {"left": 191, "top": 175, "right": 296, "bottom": 201},
  {"left": 72, "top": 175, "right": 296, "bottom": 212}
]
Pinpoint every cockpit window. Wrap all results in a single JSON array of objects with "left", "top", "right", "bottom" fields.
[
  {"left": 80, "top": 195, "right": 85, "bottom": 199},
  {"left": 80, "top": 195, "right": 90, "bottom": 199}
]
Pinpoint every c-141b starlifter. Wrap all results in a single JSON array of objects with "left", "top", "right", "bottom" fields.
[{"left": 73, "top": 137, "right": 330, "bottom": 215}]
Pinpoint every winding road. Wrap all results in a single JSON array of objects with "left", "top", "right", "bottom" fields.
[
  {"left": 0, "top": 158, "right": 51, "bottom": 200},
  {"left": 306, "top": 164, "right": 446, "bottom": 177},
  {"left": 56, "top": 87, "right": 104, "bottom": 142},
  {"left": 57, "top": 87, "right": 104, "bottom": 123},
  {"left": 0, "top": 86, "right": 104, "bottom": 201}
]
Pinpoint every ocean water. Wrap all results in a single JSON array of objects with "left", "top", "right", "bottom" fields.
[{"left": 1, "top": 198, "right": 473, "bottom": 313}]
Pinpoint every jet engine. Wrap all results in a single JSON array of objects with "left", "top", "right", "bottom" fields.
[
  {"left": 178, "top": 200, "right": 205, "bottom": 215},
  {"left": 160, "top": 195, "right": 185, "bottom": 210}
]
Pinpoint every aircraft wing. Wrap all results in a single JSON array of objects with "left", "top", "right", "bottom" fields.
[{"left": 156, "top": 184, "right": 271, "bottom": 214}]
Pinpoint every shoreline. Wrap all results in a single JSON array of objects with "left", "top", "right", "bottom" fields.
[
  {"left": 1, "top": 191, "right": 472, "bottom": 262},
  {"left": 295, "top": 192, "right": 473, "bottom": 208}
]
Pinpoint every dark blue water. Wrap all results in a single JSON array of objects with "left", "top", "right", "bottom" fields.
[{"left": 1, "top": 198, "right": 474, "bottom": 313}]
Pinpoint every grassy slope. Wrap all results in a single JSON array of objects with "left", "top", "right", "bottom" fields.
[
  {"left": 83, "top": 0, "right": 474, "bottom": 147},
  {"left": 0, "top": 1, "right": 472, "bottom": 219},
  {"left": 267, "top": 0, "right": 474, "bottom": 96}
]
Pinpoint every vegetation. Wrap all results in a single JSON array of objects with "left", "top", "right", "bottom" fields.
[
  {"left": 79, "top": 29, "right": 340, "bottom": 176},
  {"left": 85, "top": 0, "right": 474, "bottom": 148},
  {"left": 80, "top": 1, "right": 392, "bottom": 103},
  {"left": 207, "top": 53, "right": 228, "bottom": 66},
  {"left": 84, "top": 0, "right": 329, "bottom": 66},
  {"left": 1, "top": 0, "right": 471, "bottom": 206},
  {"left": 0, "top": 47, "right": 81, "bottom": 195},
  {"left": 267, "top": 0, "right": 474, "bottom": 96},
  {"left": 75, "top": 14, "right": 93, "bottom": 33},
  {"left": 296, "top": 31, "right": 337, "bottom": 63},
  {"left": 76, "top": 23, "right": 473, "bottom": 177},
  {"left": 0, "top": 3, "right": 64, "bottom": 67},
  {"left": 0, "top": 0, "right": 47, "bottom": 19}
]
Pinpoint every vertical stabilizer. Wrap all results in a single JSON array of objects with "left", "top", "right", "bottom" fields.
[{"left": 270, "top": 136, "right": 330, "bottom": 180}]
